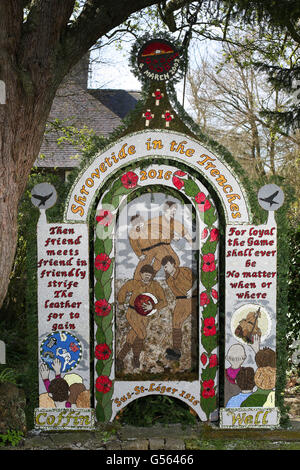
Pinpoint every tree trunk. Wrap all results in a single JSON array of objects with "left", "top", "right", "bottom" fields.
[
  {"left": 0, "top": 0, "right": 162, "bottom": 309},
  {"left": 0, "top": 2, "right": 74, "bottom": 308},
  {"left": 0, "top": 75, "right": 54, "bottom": 308}
]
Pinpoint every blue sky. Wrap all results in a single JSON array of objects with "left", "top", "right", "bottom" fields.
[
  {"left": 89, "top": 41, "right": 141, "bottom": 91},
  {"left": 88, "top": 39, "right": 206, "bottom": 117}
]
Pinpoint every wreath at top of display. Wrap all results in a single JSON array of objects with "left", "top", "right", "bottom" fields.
[
  {"left": 136, "top": 37, "right": 183, "bottom": 82},
  {"left": 138, "top": 38, "right": 179, "bottom": 81}
]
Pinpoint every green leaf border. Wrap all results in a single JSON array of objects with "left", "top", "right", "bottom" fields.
[
  {"left": 181, "top": 177, "right": 220, "bottom": 421},
  {"left": 94, "top": 173, "right": 138, "bottom": 421}
]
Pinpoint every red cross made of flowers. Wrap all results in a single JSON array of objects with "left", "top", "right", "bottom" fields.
[
  {"left": 164, "top": 111, "right": 173, "bottom": 122},
  {"left": 144, "top": 110, "right": 153, "bottom": 120},
  {"left": 154, "top": 90, "right": 162, "bottom": 100}
]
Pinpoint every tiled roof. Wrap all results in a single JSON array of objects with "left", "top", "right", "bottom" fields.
[
  {"left": 35, "top": 81, "right": 140, "bottom": 169},
  {"left": 89, "top": 89, "right": 141, "bottom": 119}
]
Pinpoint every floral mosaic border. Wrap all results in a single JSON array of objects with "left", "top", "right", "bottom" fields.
[
  {"left": 172, "top": 170, "right": 219, "bottom": 420},
  {"left": 93, "top": 165, "right": 219, "bottom": 422},
  {"left": 94, "top": 174, "right": 137, "bottom": 421}
]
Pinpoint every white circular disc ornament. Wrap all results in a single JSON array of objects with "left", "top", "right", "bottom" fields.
[
  {"left": 31, "top": 183, "right": 57, "bottom": 210},
  {"left": 258, "top": 184, "right": 284, "bottom": 211}
]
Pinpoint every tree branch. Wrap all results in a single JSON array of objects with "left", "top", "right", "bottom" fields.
[
  {"left": 64, "top": 0, "right": 160, "bottom": 53},
  {"left": 56, "top": 0, "right": 162, "bottom": 80},
  {"left": 286, "top": 19, "right": 300, "bottom": 45},
  {"left": 21, "top": 0, "right": 76, "bottom": 65}
]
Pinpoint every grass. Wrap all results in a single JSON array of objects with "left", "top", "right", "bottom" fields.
[{"left": 185, "top": 438, "right": 300, "bottom": 450}]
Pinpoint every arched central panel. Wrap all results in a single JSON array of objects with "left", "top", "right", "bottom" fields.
[{"left": 93, "top": 163, "right": 220, "bottom": 422}]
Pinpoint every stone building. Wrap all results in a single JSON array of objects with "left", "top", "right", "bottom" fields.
[{"left": 35, "top": 54, "right": 140, "bottom": 179}]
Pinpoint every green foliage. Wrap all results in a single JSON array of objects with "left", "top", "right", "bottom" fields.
[
  {"left": 118, "top": 395, "right": 197, "bottom": 427},
  {"left": 43, "top": 119, "right": 101, "bottom": 159},
  {"left": 0, "top": 323, "right": 27, "bottom": 370},
  {"left": 270, "top": 176, "right": 295, "bottom": 426},
  {"left": 0, "top": 367, "right": 17, "bottom": 384},
  {"left": 287, "top": 225, "right": 300, "bottom": 348},
  {"left": 201, "top": 1, "right": 300, "bottom": 130},
  {"left": 183, "top": 179, "right": 199, "bottom": 197},
  {"left": 97, "top": 428, "right": 118, "bottom": 443},
  {"left": 221, "top": 0, "right": 300, "bottom": 33},
  {"left": 0, "top": 429, "right": 24, "bottom": 447}
]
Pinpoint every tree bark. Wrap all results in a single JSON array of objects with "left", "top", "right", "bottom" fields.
[{"left": 0, "top": 0, "right": 161, "bottom": 309}]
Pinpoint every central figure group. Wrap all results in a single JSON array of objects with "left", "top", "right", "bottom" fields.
[{"left": 116, "top": 200, "right": 197, "bottom": 373}]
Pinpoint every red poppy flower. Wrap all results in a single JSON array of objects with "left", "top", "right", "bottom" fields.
[
  {"left": 202, "top": 253, "right": 216, "bottom": 272},
  {"left": 209, "top": 354, "right": 218, "bottom": 368},
  {"left": 95, "top": 343, "right": 112, "bottom": 361},
  {"left": 95, "top": 375, "right": 112, "bottom": 394},
  {"left": 195, "top": 192, "right": 211, "bottom": 212},
  {"left": 164, "top": 111, "right": 173, "bottom": 122},
  {"left": 202, "top": 379, "right": 215, "bottom": 399},
  {"left": 95, "top": 299, "right": 111, "bottom": 317},
  {"left": 96, "top": 209, "right": 113, "bottom": 227},
  {"left": 201, "top": 228, "right": 208, "bottom": 240},
  {"left": 201, "top": 353, "right": 207, "bottom": 366},
  {"left": 211, "top": 288, "right": 218, "bottom": 300},
  {"left": 95, "top": 253, "right": 111, "bottom": 271},
  {"left": 210, "top": 228, "right": 219, "bottom": 242},
  {"left": 172, "top": 170, "right": 186, "bottom": 190},
  {"left": 200, "top": 292, "right": 210, "bottom": 306},
  {"left": 121, "top": 171, "right": 139, "bottom": 189},
  {"left": 203, "top": 317, "right": 217, "bottom": 336}
]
